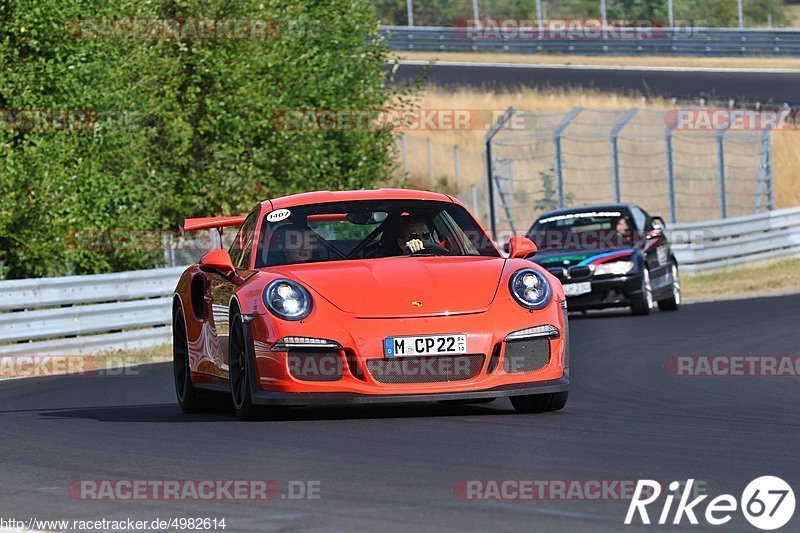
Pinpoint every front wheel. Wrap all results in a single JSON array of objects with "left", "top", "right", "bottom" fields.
[
  {"left": 229, "top": 310, "right": 259, "bottom": 420},
  {"left": 173, "top": 309, "right": 205, "bottom": 413},
  {"left": 631, "top": 267, "right": 655, "bottom": 316},
  {"left": 510, "top": 392, "right": 568, "bottom": 413},
  {"left": 658, "top": 263, "right": 681, "bottom": 311}
]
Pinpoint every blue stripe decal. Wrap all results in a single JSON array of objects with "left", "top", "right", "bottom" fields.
[{"left": 577, "top": 249, "right": 636, "bottom": 266}]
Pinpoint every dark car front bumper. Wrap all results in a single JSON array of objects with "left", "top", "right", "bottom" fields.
[{"left": 565, "top": 273, "right": 644, "bottom": 311}]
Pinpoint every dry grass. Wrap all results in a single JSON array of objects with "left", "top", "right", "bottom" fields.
[
  {"left": 395, "top": 51, "right": 800, "bottom": 70},
  {"left": 393, "top": 86, "right": 800, "bottom": 214},
  {"left": 788, "top": 5, "right": 800, "bottom": 28},
  {"left": 683, "top": 259, "right": 800, "bottom": 298},
  {"left": 0, "top": 344, "right": 171, "bottom": 380}
]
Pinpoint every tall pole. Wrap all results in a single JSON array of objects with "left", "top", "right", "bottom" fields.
[
  {"left": 668, "top": 0, "right": 674, "bottom": 27},
  {"left": 738, "top": 0, "right": 744, "bottom": 29},
  {"left": 536, "top": 0, "right": 544, "bottom": 34},
  {"left": 600, "top": 0, "right": 607, "bottom": 27},
  {"left": 407, "top": 0, "right": 414, "bottom": 27},
  {"left": 472, "top": 0, "right": 479, "bottom": 22}
]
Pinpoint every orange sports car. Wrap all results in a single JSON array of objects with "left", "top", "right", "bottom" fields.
[{"left": 172, "top": 189, "right": 569, "bottom": 418}]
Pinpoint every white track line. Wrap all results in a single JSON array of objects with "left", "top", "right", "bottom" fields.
[{"left": 396, "top": 59, "right": 800, "bottom": 74}]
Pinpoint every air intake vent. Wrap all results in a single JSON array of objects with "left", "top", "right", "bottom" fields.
[{"left": 503, "top": 338, "right": 551, "bottom": 373}]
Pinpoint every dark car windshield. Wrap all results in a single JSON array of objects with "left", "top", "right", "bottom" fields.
[
  {"left": 528, "top": 209, "right": 636, "bottom": 251},
  {"left": 254, "top": 200, "right": 499, "bottom": 268}
]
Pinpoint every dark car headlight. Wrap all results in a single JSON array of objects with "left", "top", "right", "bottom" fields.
[
  {"left": 263, "top": 279, "right": 312, "bottom": 321},
  {"left": 509, "top": 268, "right": 552, "bottom": 310}
]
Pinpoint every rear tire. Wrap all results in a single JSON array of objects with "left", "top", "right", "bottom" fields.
[
  {"left": 229, "top": 309, "right": 259, "bottom": 420},
  {"left": 658, "top": 262, "right": 681, "bottom": 311},
  {"left": 173, "top": 308, "right": 205, "bottom": 413},
  {"left": 510, "top": 392, "right": 568, "bottom": 413},
  {"left": 631, "top": 267, "right": 655, "bottom": 316}
]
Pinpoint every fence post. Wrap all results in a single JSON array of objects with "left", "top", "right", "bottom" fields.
[
  {"left": 454, "top": 145, "right": 461, "bottom": 194},
  {"left": 553, "top": 107, "right": 583, "bottom": 209},
  {"left": 484, "top": 106, "right": 516, "bottom": 240},
  {"left": 717, "top": 125, "right": 730, "bottom": 218},
  {"left": 664, "top": 127, "right": 677, "bottom": 223},
  {"left": 470, "top": 184, "right": 479, "bottom": 221},
  {"left": 609, "top": 108, "right": 638, "bottom": 203},
  {"left": 401, "top": 133, "right": 408, "bottom": 176},
  {"left": 766, "top": 129, "right": 775, "bottom": 211},
  {"left": 426, "top": 137, "right": 433, "bottom": 189}
]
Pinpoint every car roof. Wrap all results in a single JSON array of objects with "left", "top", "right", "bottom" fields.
[
  {"left": 535, "top": 203, "right": 636, "bottom": 222},
  {"left": 265, "top": 189, "right": 454, "bottom": 210}
]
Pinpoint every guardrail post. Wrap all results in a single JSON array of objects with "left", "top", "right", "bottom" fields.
[
  {"left": 610, "top": 108, "right": 638, "bottom": 203},
  {"left": 717, "top": 125, "right": 730, "bottom": 218},
  {"left": 553, "top": 107, "right": 583, "bottom": 209},
  {"left": 665, "top": 127, "right": 677, "bottom": 223},
  {"left": 484, "top": 107, "right": 516, "bottom": 240}
]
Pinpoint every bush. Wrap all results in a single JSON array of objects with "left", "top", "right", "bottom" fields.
[{"left": 0, "top": 0, "right": 396, "bottom": 278}]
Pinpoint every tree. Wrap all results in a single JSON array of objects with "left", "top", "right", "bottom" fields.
[{"left": 0, "top": 0, "right": 397, "bottom": 278}]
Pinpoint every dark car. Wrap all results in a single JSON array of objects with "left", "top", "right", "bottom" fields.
[{"left": 525, "top": 204, "right": 681, "bottom": 315}]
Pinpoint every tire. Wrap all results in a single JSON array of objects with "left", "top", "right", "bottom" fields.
[
  {"left": 228, "top": 308, "right": 259, "bottom": 420},
  {"left": 658, "top": 262, "right": 681, "bottom": 312},
  {"left": 631, "top": 267, "right": 655, "bottom": 316},
  {"left": 510, "top": 392, "right": 568, "bottom": 413},
  {"left": 173, "top": 308, "right": 205, "bottom": 413}
]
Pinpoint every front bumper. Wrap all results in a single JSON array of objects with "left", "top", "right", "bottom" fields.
[
  {"left": 237, "top": 295, "right": 569, "bottom": 404},
  {"left": 565, "top": 273, "right": 643, "bottom": 311}
]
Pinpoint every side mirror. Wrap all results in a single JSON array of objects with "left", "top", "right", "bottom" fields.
[
  {"left": 508, "top": 236, "right": 538, "bottom": 259},
  {"left": 199, "top": 249, "right": 236, "bottom": 278}
]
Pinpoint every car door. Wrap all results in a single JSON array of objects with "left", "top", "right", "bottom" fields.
[
  {"left": 633, "top": 206, "right": 671, "bottom": 292},
  {"left": 208, "top": 211, "right": 258, "bottom": 375}
]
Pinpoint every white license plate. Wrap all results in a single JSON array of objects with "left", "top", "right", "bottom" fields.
[
  {"left": 384, "top": 334, "right": 467, "bottom": 357},
  {"left": 564, "top": 282, "right": 592, "bottom": 297}
]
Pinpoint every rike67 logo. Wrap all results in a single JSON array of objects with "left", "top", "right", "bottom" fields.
[{"left": 626, "top": 477, "right": 795, "bottom": 530}]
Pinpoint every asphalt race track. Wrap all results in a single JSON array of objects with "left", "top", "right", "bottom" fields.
[
  {"left": 1, "top": 294, "right": 798, "bottom": 532},
  {"left": 393, "top": 61, "right": 800, "bottom": 106}
]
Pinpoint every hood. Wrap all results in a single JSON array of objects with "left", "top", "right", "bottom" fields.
[
  {"left": 271, "top": 256, "right": 505, "bottom": 317},
  {"left": 534, "top": 247, "right": 636, "bottom": 269}
]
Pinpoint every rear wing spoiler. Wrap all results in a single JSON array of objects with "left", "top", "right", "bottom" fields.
[{"left": 182, "top": 216, "right": 247, "bottom": 233}]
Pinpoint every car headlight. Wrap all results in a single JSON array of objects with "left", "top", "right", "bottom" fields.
[
  {"left": 263, "top": 279, "right": 312, "bottom": 321},
  {"left": 509, "top": 269, "right": 552, "bottom": 310},
  {"left": 593, "top": 261, "right": 635, "bottom": 276}
]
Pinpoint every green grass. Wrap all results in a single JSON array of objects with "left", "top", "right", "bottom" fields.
[{"left": 683, "top": 259, "right": 800, "bottom": 299}]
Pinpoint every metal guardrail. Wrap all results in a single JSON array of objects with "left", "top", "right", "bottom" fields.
[
  {"left": 2, "top": 208, "right": 799, "bottom": 355},
  {"left": 0, "top": 267, "right": 183, "bottom": 356},
  {"left": 669, "top": 206, "right": 800, "bottom": 273},
  {"left": 381, "top": 26, "right": 800, "bottom": 56}
]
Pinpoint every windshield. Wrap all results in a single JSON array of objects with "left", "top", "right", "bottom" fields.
[
  {"left": 528, "top": 209, "right": 636, "bottom": 251},
  {"left": 255, "top": 200, "right": 499, "bottom": 268}
]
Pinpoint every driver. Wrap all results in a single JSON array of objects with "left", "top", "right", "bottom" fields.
[
  {"left": 397, "top": 218, "right": 434, "bottom": 254},
  {"left": 613, "top": 216, "right": 632, "bottom": 246}
]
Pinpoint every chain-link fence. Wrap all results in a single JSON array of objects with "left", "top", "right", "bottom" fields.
[{"left": 483, "top": 106, "right": 774, "bottom": 235}]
